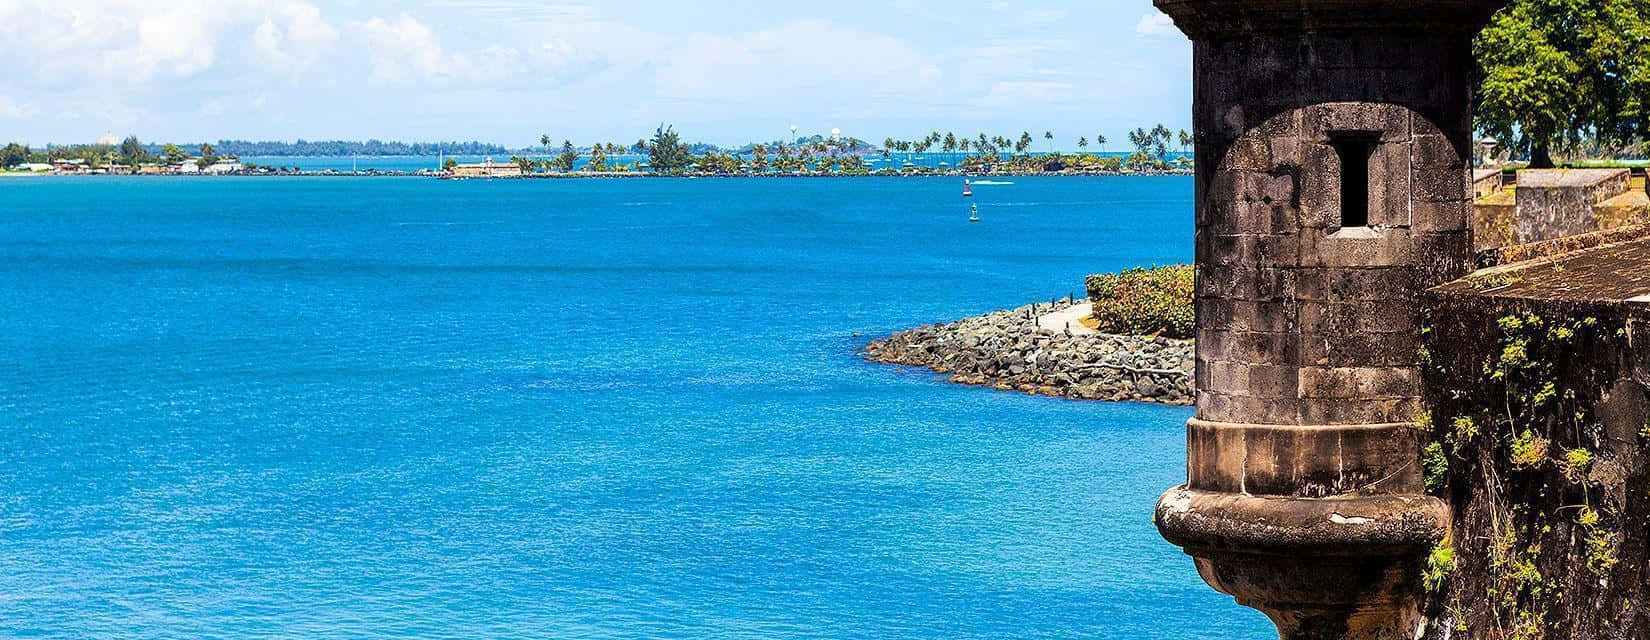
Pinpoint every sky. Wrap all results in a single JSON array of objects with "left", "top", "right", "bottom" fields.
[{"left": 0, "top": 0, "right": 1192, "bottom": 147}]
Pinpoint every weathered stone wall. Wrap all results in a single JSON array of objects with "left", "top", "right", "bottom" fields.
[
  {"left": 864, "top": 302, "right": 1194, "bottom": 405},
  {"left": 1514, "top": 169, "right": 1633, "bottom": 245},
  {"left": 1420, "top": 294, "right": 1650, "bottom": 639},
  {"left": 1191, "top": 33, "right": 1477, "bottom": 431},
  {"left": 1472, "top": 170, "right": 1503, "bottom": 199},
  {"left": 1153, "top": 1, "right": 1502, "bottom": 636}
]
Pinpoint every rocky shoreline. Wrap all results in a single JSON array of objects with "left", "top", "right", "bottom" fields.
[{"left": 865, "top": 300, "right": 1195, "bottom": 405}]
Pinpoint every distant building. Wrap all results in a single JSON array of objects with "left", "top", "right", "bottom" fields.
[
  {"left": 14, "top": 163, "right": 54, "bottom": 173},
  {"left": 204, "top": 161, "right": 244, "bottom": 175},
  {"left": 449, "top": 159, "right": 523, "bottom": 178}
]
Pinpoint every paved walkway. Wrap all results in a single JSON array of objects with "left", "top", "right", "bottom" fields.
[{"left": 1036, "top": 301, "right": 1098, "bottom": 335}]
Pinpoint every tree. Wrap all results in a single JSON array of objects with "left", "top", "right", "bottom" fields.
[
  {"left": 540, "top": 134, "right": 552, "bottom": 150},
  {"left": 588, "top": 142, "right": 609, "bottom": 172},
  {"left": 1, "top": 143, "right": 27, "bottom": 168},
  {"left": 161, "top": 144, "right": 186, "bottom": 164},
  {"left": 197, "top": 143, "right": 219, "bottom": 169},
  {"left": 1476, "top": 0, "right": 1650, "bottom": 167},
  {"left": 1178, "top": 130, "right": 1194, "bottom": 153},
  {"left": 1016, "top": 131, "right": 1033, "bottom": 155},
  {"left": 1096, "top": 134, "right": 1108, "bottom": 153},
  {"left": 1044, "top": 130, "right": 1055, "bottom": 153},
  {"left": 120, "top": 136, "right": 148, "bottom": 166},
  {"left": 553, "top": 140, "right": 579, "bottom": 171},
  {"left": 647, "top": 125, "right": 692, "bottom": 173},
  {"left": 1078, "top": 137, "right": 1089, "bottom": 151}
]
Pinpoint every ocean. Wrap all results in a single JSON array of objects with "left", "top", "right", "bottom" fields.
[{"left": 0, "top": 175, "right": 1269, "bottom": 639}]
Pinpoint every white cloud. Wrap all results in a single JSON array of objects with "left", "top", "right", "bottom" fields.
[
  {"left": 970, "top": 81, "right": 1075, "bottom": 108},
  {"left": 356, "top": 12, "right": 570, "bottom": 85},
  {"left": 0, "top": 0, "right": 339, "bottom": 84},
  {"left": 653, "top": 20, "right": 941, "bottom": 104},
  {"left": 358, "top": 13, "right": 448, "bottom": 82},
  {"left": 253, "top": 2, "right": 340, "bottom": 72},
  {"left": 1135, "top": 11, "right": 1179, "bottom": 37}
]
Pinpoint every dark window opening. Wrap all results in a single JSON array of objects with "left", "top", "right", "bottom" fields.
[{"left": 1330, "top": 134, "right": 1378, "bottom": 229}]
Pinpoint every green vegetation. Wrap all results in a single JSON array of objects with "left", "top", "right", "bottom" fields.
[
  {"left": 1420, "top": 311, "right": 1633, "bottom": 635},
  {"left": 1423, "top": 442, "right": 1450, "bottom": 492},
  {"left": 1476, "top": 0, "right": 1650, "bottom": 167},
  {"left": 646, "top": 125, "right": 693, "bottom": 174},
  {"left": 1085, "top": 265, "right": 1195, "bottom": 339},
  {"left": 1423, "top": 542, "right": 1457, "bottom": 593}
]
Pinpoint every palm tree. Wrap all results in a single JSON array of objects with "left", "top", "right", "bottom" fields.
[
  {"left": 1178, "top": 129, "right": 1194, "bottom": 154},
  {"left": 1044, "top": 130, "right": 1055, "bottom": 153},
  {"left": 1078, "top": 137, "right": 1089, "bottom": 151},
  {"left": 942, "top": 132, "right": 957, "bottom": 157},
  {"left": 1096, "top": 134, "right": 1108, "bottom": 154}
]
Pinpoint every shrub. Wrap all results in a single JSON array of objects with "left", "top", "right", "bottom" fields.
[{"left": 1085, "top": 265, "right": 1194, "bottom": 339}]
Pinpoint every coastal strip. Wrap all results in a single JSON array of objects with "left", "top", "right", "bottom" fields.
[{"left": 865, "top": 300, "right": 1194, "bottom": 405}]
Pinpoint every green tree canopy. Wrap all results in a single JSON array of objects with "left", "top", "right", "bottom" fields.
[
  {"left": 647, "top": 125, "right": 691, "bottom": 174},
  {"left": 553, "top": 140, "right": 579, "bottom": 171},
  {"left": 120, "top": 136, "right": 149, "bottom": 166},
  {"left": 1, "top": 143, "right": 28, "bottom": 168},
  {"left": 1476, "top": 0, "right": 1650, "bottom": 167}
]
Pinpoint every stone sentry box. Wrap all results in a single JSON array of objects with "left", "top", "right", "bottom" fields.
[{"left": 1149, "top": 2, "right": 1506, "bottom": 640}]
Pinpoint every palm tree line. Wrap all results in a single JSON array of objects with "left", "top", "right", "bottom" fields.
[{"left": 502, "top": 124, "right": 1193, "bottom": 174}]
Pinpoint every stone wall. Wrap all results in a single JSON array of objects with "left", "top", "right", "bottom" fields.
[
  {"left": 1420, "top": 293, "right": 1650, "bottom": 639},
  {"left": 1513, "top": 169, "right": 1633, "bottom": 244},
  {"left": 864, "top": 302, "right": 1194, "bottom": 405}
]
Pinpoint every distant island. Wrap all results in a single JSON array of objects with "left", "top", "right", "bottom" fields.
[{"left": 0, "top": 124, "right": 1202, "bottom": 178}]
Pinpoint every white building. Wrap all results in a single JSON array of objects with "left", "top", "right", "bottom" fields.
[
  {"left": 14, "top": 163, "right": 55, "bottom": 172},
  {"left": 204, "top": 161, "right": 244, "bottom": 174}
]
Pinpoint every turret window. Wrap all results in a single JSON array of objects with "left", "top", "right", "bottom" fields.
[{"left": 1330, "top": 133, "right": 1378, "bottom": 229}]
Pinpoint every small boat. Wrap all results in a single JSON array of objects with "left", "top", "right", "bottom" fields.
[
  {"left": 963, "top": 179, "right": 973, "bottom": 197},
  {"left": 969, "top": 203, "right": 981, "bottom": 223}
]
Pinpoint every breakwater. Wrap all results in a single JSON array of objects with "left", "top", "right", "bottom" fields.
[{"left": 865, "top": 300, "right": 1195, "bottom": 405}]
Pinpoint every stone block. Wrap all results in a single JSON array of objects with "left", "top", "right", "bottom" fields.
[
  {"left": 1413, "top": 164, "right": 1469, "bottom": 202},
  {"left": 1411, "top": 200, "right": 1469, "bottom": 233},
  {"left": 1299, "top": 397, "right": 1422, "bottom": 425},
  {"left": 1299, "top": 300, "right": 1417, "bottom": 336},
  {"left": 1410, "top": 134, "right": 1462, "bottom": 169},
  {"left": 1292, "top": 266, "right": 1417, "bottom": 302},
  {"left": 1299, "top": 331, "right": 1420, "bottom": 368},
  {"left": 1196, "top": 391, "right": 1303, "bottom": 425},
  {"left": 1300, "top": 229, "right": 1415, "bottom": 268},
  {"left": 1200, "top": 328, "right": 1299, "bottom": 365},
  {"left": 1299, "top": 366, "right": 1419, "bottom": 400},
  {"left": 1305, "top": 103, "right": 1411, "bottom": 143},
  {"left": 1371, "top": 142, "right": 1414, "bottom": 228}
]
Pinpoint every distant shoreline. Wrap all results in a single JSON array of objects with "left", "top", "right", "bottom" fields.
[{"left": 1, "top": 168, "right": 1193, "bottom": 179}]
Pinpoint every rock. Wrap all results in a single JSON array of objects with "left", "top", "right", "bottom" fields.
[{"left": 863, "top": 298, "right": 1195, "bottom": 406}]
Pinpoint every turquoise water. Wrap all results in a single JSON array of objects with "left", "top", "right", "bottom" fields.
[{"left": 0, "top": 176, "right": 1268, "bottom": 639}]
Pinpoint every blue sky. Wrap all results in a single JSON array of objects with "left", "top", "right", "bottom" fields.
[{"left": 0, "top": 0, "right": 1190, "bottom": 147}]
